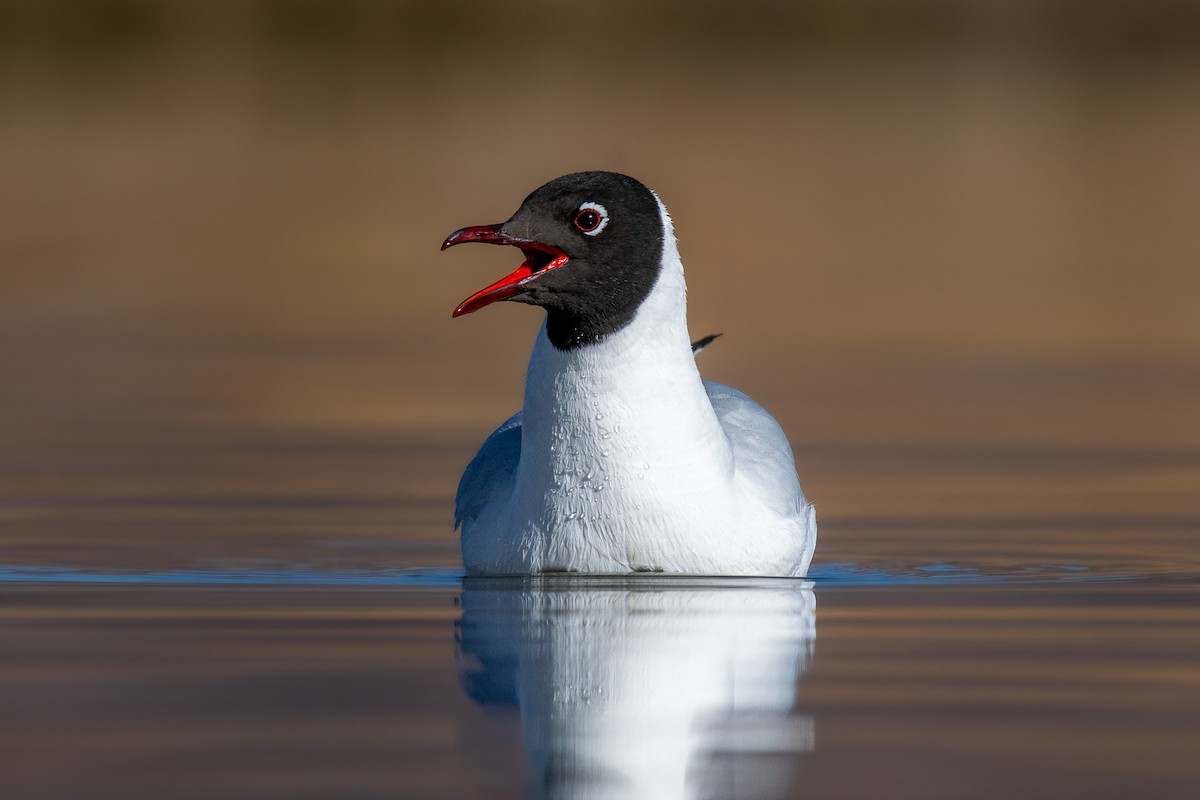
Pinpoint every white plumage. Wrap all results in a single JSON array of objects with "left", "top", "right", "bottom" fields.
[{"left": 456, "top": 198, "right": 816, "bottom": 576}]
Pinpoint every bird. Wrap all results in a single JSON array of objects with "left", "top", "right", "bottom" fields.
[{"left": 441, "top": 171, "right": 816, "bottom": 576}]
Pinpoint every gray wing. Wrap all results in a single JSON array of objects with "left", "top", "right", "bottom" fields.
[
  {"left": 703, "top": 381, "right": 808, "bottom": 515},
  {"left": 455, "top": 412, "right": 522, "bottom": 529}
]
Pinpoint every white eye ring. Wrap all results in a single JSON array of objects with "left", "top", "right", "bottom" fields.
[{"left": 574, "top": 202, "right": 609, "bottom": 236}]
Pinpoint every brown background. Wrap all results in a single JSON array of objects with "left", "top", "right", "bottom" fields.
[{"left": 1, "top": 0, "right": 1198, "bottom": 572}]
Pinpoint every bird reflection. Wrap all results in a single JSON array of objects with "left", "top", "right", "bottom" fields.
[{"left": 456, "top": 577, "right": 816, "bottom": 800}]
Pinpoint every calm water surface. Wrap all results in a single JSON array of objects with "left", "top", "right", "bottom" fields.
[
  {"left": 2, "top": 559, "right": 1197, "bottom": 799},
  {"left": 2, "top": 383, "right": 1197, "bottom": 800}
]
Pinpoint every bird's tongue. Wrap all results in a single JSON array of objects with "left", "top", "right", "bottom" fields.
[{"left": 441, "top": 224, "right": 569, "bottom": 317}]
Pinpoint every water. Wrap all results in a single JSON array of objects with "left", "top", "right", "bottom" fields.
[
  {"left": 2, "top": 556, "right": 1197, "bottom": 799},
  {"left": 3, "top": 10, "right": 1199, "bottom": 797},
  {"left": 1, "top": 381, "right": 1196, "bottom": 800}
]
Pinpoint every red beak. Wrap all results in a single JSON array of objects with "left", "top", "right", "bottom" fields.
[{"left": 441, "top": 224, "right": 569, "bottom": 317}]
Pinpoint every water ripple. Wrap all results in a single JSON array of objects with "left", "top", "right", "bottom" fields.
[{"left": 0, "top": 562, "right": 1160, "bottom": 587}]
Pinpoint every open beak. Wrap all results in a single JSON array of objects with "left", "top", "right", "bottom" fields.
[{"left": 441, "top": 224, "right": 569, "bottom": 317}]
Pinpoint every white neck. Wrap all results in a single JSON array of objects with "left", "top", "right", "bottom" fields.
[{"left": 510, "top": 200, "right": 734, "bottom": 568}]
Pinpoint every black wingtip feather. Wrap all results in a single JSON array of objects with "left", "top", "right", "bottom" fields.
[{"left": 691, "top": 333, "right": 723, "bottom": 355}]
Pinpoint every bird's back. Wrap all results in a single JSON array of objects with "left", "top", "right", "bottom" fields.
[
  {"left": 702, "top": 381, "right": 807, "bottom": 516},
  {"left": 703, "top": 381, "right": 817, "bottom": 573}
]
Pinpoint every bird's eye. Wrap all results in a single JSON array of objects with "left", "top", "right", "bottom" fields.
[{"left": 573, "top": 202, "right": 609, "bottom": 236}]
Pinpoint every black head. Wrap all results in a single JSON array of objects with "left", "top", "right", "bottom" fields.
[{"left": 441, "top": 171, "right": 665, "bottom": 350}]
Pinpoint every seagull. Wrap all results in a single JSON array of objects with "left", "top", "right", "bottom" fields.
[{"left": 442, "top": 171, "right": 816, "bottom": 576}]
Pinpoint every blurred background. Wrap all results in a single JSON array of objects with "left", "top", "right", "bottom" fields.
[{"left": 1, "top": 0, "right": 1198, "bottom": 573}]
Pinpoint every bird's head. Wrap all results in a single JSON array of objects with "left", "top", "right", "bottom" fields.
[{"left": 441, "top": 171, "right": 665, "bottom": 349}]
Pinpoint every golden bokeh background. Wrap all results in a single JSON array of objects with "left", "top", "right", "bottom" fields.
[{"left": 2, "top": 1, "right": 1198, "bottom": 569}]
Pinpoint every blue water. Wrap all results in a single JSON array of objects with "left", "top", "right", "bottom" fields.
[{"left": 0, "top": 561, "right": 1139, "bottom": 587}]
